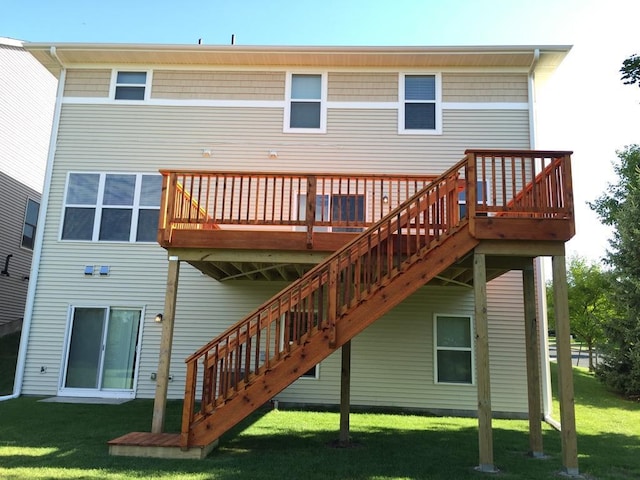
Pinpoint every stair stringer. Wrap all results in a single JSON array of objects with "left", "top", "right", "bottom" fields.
[{"left": 186, "top": 226, "right": 480, "bottom": 447}]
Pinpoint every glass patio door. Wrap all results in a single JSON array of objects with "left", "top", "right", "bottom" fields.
[{"left": 61, "top": 307, "right": 141, "bottom": 396}]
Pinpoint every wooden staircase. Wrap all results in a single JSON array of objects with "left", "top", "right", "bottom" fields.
[
  {"left": 109, "top": 149, "right": 575, "bottom": 458},
  {"left": 180, "top": 157, "right": 477, "bottom": 449}
]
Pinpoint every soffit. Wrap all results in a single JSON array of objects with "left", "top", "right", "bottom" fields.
[{"left": 24, "top": 44, "right": 571, "bottom": 78}]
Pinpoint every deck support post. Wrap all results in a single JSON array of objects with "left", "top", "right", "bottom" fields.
[
  {"left": 474, "top": 252, "right": 496, "bottom": 473},
  {"left": 523, "top": 261, "right": 544, "bottom": 457},
  {"left": 151, "top": 256, "right": 180, "bottom": 434},
  {"left": 552, "top": 254, "right": 579, "bottom": 476},
  {"left": 339, "top": 340, "right": 352, "bottom": 447}
]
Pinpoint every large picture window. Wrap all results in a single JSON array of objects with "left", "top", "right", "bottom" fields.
[
  {"left": 61, "top": 173, "right": 162, "bottom": 242},
  {"left": 285, "top": 73, "right": 326, "bottom": 132},
  {"left": 399, "top": 74, "right": 441, "bottom": 134},
  {"left": 434, "top": 314, "right": 473, "bottom": 384}
]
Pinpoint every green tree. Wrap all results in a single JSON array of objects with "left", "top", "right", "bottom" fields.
[
  {"left": 590, "top": 145, "right": 640, "bottom": 396},
  {"left": 621, "top": 54, "right": 640, "bottom": 87},
  {"left": 546, "top": 256, "right": 612, "bottom": 371}
]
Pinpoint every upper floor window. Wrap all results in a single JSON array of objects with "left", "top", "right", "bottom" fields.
[
  {"left": 113, "top": 71, "right": 149, "bottom": 100},
  {"left": 399, "top": 74, "right": 441, "bottom": 134},
  {"left": 434, "top": 314, "right": 473, "bottom": 384},
  {"left": 61, "top": 173, "right": 162, "bottom": 243},
  {"left": 22, "top": 198, "right": 40, "bottom": 250},
  {"left": 285, "top": 73, "right": 326, "bottom": 132}
]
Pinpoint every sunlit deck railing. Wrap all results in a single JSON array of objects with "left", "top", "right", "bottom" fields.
[{"left": 158, "top": 150, "right": 574, "bottom": 249}]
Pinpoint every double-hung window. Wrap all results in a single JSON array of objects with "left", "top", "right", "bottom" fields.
[
  {"left": 21, "top": 198, "right": 40, "bottom": 250},
  {"left": 286, "top": 73, "right": 326, "bottom": 132},
  {"left": 434, "top": 314, "right": 473, "bottom": 384},
  {"left": 400, "top": 74, "right": 441, "bottom": 134},
  {"left": 61, "top": 173, "right": 162, "bottom": 242},
  {"left": 113, "top": 71, "right": 149, "bottom": 100}
]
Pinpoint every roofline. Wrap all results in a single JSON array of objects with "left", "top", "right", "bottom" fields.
[
  {"left": 23, "top": 42, "right": 572, "bottom": 54},
  {"left": 0, "top": 37, "right": 24, "bottom": 48}
]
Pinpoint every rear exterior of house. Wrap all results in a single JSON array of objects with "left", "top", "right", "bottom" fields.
[
  {"left": 0, "top": 38, "right": 56, "bottom": 337},
  {"left": 18, "top": 44, "right": 572, "bottom": 427}
]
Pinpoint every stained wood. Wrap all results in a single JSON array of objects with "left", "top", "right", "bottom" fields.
[
  {"left": 552, "top": 255, "right": 579, "bottom": 474},
  {"left": 151, "top": 258, "right": 180, "bottom": 434},
  {"left": 474, "top": 252, "right": 494, "bottom": 471},
  {"left": 523, "top": 263, "right": 543, "bottom": 456}
]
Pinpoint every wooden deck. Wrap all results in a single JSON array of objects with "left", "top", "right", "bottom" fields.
[{"left": 108, "top": 432, "right": 218, "bottom": 459}]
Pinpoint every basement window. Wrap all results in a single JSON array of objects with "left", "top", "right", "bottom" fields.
[{"left": 434, "top": 314, "right": 473, "bottom": 384}]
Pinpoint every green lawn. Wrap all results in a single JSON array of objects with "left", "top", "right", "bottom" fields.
[{"left": 0, "top": 364, "right": 638, "bottom": 479}]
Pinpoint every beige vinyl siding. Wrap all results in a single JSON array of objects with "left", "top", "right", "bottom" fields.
[
  {"left": 51, "top": 105, "right": 529, "bottom": 176},
  {"left": 328, "top": 72, "right": 398, "bottom": 102},
  {"left": 23, "top": 100, "right": 532, "bottom": 413},
  {"left": 151, "top": 70, "right": 285, "bottom": 100},
  {"left": 0, "top": 173, "right": 39, "bottom": 327},
  {"left": 442, "top": 73, "right": 529, "bottom": 102},
  {"left": 278, "top": 272, "right": 527, "bottom": 414},
  {"left": 63, "top": 69, "right": 111, "bottom": 97}
]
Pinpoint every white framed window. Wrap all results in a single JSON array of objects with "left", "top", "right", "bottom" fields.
[
  {"left": 111, "top": 71, "right": 151, "bottom": 101},
  {"left": 21, "top": 198, "right": 40, "bottom": 250},
  {"left": 61, "top": 173, "right": 162, "bottom": 243},
  {"left": 458, "top": 180, "right": 489, "bottom": 218},
  {"left": 434, "top": 314, "right": 474, "bottom": 384},
  {"left": 399, "top": 73, "right": 442, "bottom": 134},
  {"left": 297, "top": 193, "right": 365, "bottom": 233},
  {"left": 284, "top": 72, "right": 327, "bottom": 133}
]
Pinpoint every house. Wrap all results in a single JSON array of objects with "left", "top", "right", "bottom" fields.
[
  {"left": 19, "top": 42, "right": 578, "bottom": 474},
  {"left": 0, "top": 38, "right": 56, "bottom": 338}
]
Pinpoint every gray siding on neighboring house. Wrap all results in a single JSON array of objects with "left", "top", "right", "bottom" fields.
[
  {"left": 22, "top": 73, "right": 533, "bottom": 414},
  {"left": 0, "top": 39, "right": 56, "bottom": 332}
]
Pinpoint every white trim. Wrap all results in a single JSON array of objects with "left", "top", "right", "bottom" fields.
[
  {"left": 327, "top": 101, "right": 398, "bottom": 109},
  {"left": 283, "top": 71, "right": 327, "bottom": 134},
  {"left": 398, "top": 72, "right": 442, "bottom": 135},
  {"left": 443, "top": 102, "right": 529, "bottom": 110},
  {"left": 433, "top": 313, "right": 475, "bottom": 386}
]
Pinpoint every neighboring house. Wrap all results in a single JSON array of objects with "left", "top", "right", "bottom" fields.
[
  {"left": 19, "top": 43, "right": 578, "bottom": 473},
  {"left": 0, "top": 38, "right": 56, "bottom": 337}
]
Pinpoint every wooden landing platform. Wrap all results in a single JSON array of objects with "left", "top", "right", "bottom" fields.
[{"left": 108, "top": 432, "right": 218, "bottom": 459}]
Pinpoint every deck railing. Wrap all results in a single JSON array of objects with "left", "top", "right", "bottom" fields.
[
  {"left": 158, "top": 172, "right": 438, "bottom": 245},
  {"left": 178, "top": 150, "right": 573, "bottom": 447}
]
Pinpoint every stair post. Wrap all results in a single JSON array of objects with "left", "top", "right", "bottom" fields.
[
  {"left": 152, "top": 256, "right": 180, "bottom": 433},
  {"left": 306, "top": 176, "right": 317, "bottom": 248},
  {"left": 339, "top": 340, "right": 352, "bottom": 446}
]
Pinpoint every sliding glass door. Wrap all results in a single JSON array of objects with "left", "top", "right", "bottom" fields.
[{"left": 61, "top": 307, "right": 142, "bottom": 397}]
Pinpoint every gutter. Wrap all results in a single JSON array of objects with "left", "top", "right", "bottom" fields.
[{"left": 0, "top": 47, "right": 65, "bottom": 402}]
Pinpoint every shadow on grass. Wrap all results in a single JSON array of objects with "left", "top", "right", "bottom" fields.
[{"left": 0, "top": 331, "right": 20, "bottom": 395}]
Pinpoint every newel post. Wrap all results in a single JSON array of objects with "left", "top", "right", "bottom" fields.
[
  {"left": 466, "top": 152, "right": 478, "bottom": 236},
  {"left": 306, "top": 175, "right": 317, "bottom": 248}
]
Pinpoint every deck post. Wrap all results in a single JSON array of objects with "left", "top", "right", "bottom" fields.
[
  {"left": 552, "top": 254, "right": 579, "bottom": 476},
  {"left": 151, "top": 256, "right": 180, "bottom": 433},
  {"left": 523, "top": 262, "right": 544, "bottom": 457},
  {"left": 473, "top": 252, "right": 496, "bottom": 473},
  {"left": 339, "top": 340, "right": 352, "bottom": 446}
]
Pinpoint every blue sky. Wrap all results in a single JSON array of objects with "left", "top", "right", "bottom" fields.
[{"left": 3, "top": 0, "right": 640, "bottom": 261}]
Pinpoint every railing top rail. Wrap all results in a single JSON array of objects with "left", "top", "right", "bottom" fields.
[
  {"left": 159, "top": 169, "right": 439, "bottom": 180},
  {"left": 465, "top": 149, "right": 573, "bottom": 157}
]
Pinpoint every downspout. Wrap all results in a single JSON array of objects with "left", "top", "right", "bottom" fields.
[
  {"left": 527, "top": 48, "right": 555, "bottom": 423},
  {"left": 0, "top": 47, "right": 65, "bottom": 402}
]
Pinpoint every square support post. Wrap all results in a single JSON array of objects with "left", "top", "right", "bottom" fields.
[
  {"left": 552, "top": 255, "right": 579, "bottom": 476},
  {"left": 523, "top": 262, "right": 544, "bottom": 457},
  {"left": 339, "top": 340, "right": 352, "bottom": 447},
  {"left": 474, "top": 252, "right": 496, "bottom": 473},
  {"left": 152, "top": 256, "right": 180, "bottom": 433}
]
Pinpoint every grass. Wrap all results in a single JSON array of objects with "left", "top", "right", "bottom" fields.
[
  {"left": 0, "top": 331, "right": 20, "bottom": 395},
  {"left": 0, "top": 365, "right": 638, "bottom": 479}
]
